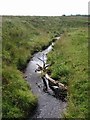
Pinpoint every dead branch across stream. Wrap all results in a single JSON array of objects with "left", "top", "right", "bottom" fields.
[
  {"left": 35, "top": 56, "right": 67, "bottom": 91},
  {"left": 45, "top": 74, "right": 67, "bottom": 90}
]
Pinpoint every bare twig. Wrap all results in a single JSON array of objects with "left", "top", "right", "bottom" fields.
[
  {"left": 36, "top": 54, "right": 67, "bottom": 91},
  {"left": 45, "top": 74, "right": 67, "bottom": 90}
]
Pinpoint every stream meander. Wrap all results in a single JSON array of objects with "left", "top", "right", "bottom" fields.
[{"left": 25, "top": 37, "right": 67, "bottom": 119}]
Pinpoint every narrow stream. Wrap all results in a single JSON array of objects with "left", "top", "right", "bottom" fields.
[{"left": 25, "top": 37, "right": 67, "bottom": 119}]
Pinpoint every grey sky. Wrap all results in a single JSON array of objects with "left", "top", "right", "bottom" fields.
[{"left": 0, "top": 0, "right": 89, "bottom": 16}]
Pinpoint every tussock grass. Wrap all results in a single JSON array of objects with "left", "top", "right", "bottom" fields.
[
  {"left": 48, "top": 27, "right": 88, "bottom": 118},
  {"left": 2, "top": 16, "right": 54, "bottom": 118},
  {"left": 2, "top": 66, "right": 37, "bottom": 118},
  {"left": 2, "top": 15, "right": 88, "bottom": 118}
]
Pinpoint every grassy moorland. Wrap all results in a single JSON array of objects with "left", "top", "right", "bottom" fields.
[
  {"left": 2, "top": 16, "right": 52, "bottom": 118},
  {"left": 2, "top": 16, "right": 88, "bottom": 118},
  {"left": 2, "top": 16, "right": 65, "bottom": 118},
  {"left": 47, "top": 18, "right": 88, "bottom": 118}
]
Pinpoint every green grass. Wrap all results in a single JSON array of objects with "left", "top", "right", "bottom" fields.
[
  {"left": 47, "top": 27, "right": 88, "bottom": 118},
  {"left": 2, "top": 16, "right": 54, "bottom": 118},
  {"left": 2, "top": 66, "right": 37, "bottom": 118},
  {"left": 2, "top": 15, "right": 88, "bottom": 118}
]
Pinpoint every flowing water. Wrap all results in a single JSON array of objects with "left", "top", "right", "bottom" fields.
[{"left": 25, "top": 38, "right": 67, "bottom": 119}]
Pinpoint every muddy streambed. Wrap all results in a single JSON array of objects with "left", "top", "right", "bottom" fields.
[{"left": 25, "top": 38, "right": 67, "bottom": 119}]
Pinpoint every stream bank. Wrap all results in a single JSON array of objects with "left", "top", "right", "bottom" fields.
[{"left": 25, "top": 37, "right": 67, "bottom": 119}]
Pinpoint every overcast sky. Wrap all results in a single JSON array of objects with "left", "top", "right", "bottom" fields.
[{"left": 0, "top": 0, "right": 89, "bottom": 16}]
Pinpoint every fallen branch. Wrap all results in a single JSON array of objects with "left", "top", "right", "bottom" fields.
[
  {"left": 45, "top": 74, "right": 67, "bottom": 90},
  {"left": 36, "top": 56, "right": 67, "bottom": 91},
  {"left": 37, "top": 57, "right": 45, "bottom": 64},
  {"left": 36, "top": 63, "right": 50, "bottom": 72}
]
